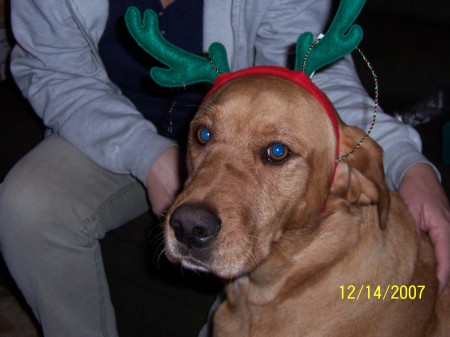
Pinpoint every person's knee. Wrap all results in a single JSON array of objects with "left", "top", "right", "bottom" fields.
[{"left": 0, "top": 163, "right": 59, "bottom": 251}]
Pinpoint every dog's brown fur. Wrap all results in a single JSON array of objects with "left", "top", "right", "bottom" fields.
[{"left": 164, "top": 75, "right": 450, "bottom": 337}]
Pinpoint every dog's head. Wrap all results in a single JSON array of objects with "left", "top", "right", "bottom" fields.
[
  {"left": 163, "top": 72, "right": 389, "bottom": 280},
  {"left": 124, "top": 0, "right": 385, "bottom": 280}
]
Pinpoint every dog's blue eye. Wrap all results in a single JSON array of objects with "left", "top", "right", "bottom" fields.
[
  {"left": 195, "top": 126, "right": 211, "bottom": 145},
  {"left": 267, "top": 143, "right": 290, "bottom": 162}
]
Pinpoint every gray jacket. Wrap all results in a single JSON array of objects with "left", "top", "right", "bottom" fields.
[{"left": 10, "top": 0, "right": 430, "bottom": 189}]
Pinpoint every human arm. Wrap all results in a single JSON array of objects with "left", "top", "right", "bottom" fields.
[{"left": 10, "top": 0, "right": 174, "bottom": 183}]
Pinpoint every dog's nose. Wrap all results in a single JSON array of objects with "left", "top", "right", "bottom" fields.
[{"left": 169, "top": 204, "right": 221, "bottom": 249}]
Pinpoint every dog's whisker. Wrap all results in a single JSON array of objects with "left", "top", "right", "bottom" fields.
[
  {"left": 146, "top": 223, "right": 166, "bottom": 270},
  {"left": 244, "top": 248, "right": 259, "bottom": 270},
  {"left": 147, "top": 223, "right": 163, "bottom": 240},
  {"left": 152, "top": 210, "right": 165, "bottom": 218},
  {"left": 154, "top": 247, "right": 166, "bottom": 270},
  {"left": 236, "top": 241, "right": 259, "bottom": 270},
  {"left": 147, "top": 228, "right": 164, "bottom": 246},
  {"left": 152, "top": 208, "right": 170, "bottom": 221},
  {"left": 154, "top": 240, "right": 168, "bottom": 270}
]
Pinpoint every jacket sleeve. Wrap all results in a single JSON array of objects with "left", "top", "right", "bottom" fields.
[
  {"left": 312, "top": 55, "right": 435, "bottom": 190},
  {"left": 10, "top": 0, "right": 176, "bottom": 184},
  {"left": 252, "top": 0, "right": 437, "bottom": 190}
]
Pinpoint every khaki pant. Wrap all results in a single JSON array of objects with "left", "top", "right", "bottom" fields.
[{"left": 0, "top": 134, "right": 149, "bottom": 337}]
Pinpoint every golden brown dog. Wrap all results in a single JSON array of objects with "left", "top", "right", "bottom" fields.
[{"left": 164, "top": 74, "right": 450, "bottom": 337}]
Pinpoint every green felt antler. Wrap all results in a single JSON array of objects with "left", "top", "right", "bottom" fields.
[
  {"left": 295, "top": 0, "right": 365, "bottom": 76},
  {"left": 125, "top": 0, "right": 366, "bottom": 86},
  {"left": 125, "top": 6, "right": 230, "bottom": 87}
]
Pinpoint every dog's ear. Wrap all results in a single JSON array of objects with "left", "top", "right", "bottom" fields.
[{"left": 330, "top": 124, "right": 390, "bottom": 229}]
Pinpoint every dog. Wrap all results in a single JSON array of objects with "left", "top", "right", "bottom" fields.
[{"left": 163, "top": 72, "right": 450, "bottom": 337}]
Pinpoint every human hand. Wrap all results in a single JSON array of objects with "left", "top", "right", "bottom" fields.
[
  {"left": 398, "top": 163, "right": 450, "bottom": 295},
  {"left": 146, "top": 146, "right": 184, "bottom": 219}
]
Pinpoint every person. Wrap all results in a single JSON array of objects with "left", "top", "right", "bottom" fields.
[{"left": 0, "top": 0, "right": 449, "bottom": 336}]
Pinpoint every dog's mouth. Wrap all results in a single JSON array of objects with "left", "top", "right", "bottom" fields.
[
  {"left": 165, "top": 235, "right": 250, "bottom": 279},
  {"left": 180, "top": 259, "right": 210, "bottom": 273},
  {"left": 164, "top": 240, "right": 213, "bottom": 273},
  {"left": 166, "top": 247, "right": 255, "bottom": 280}
]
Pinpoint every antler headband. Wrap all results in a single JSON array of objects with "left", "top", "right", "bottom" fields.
[{"left": 125, "top": 0, "right": 377, "bottom": 161}]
